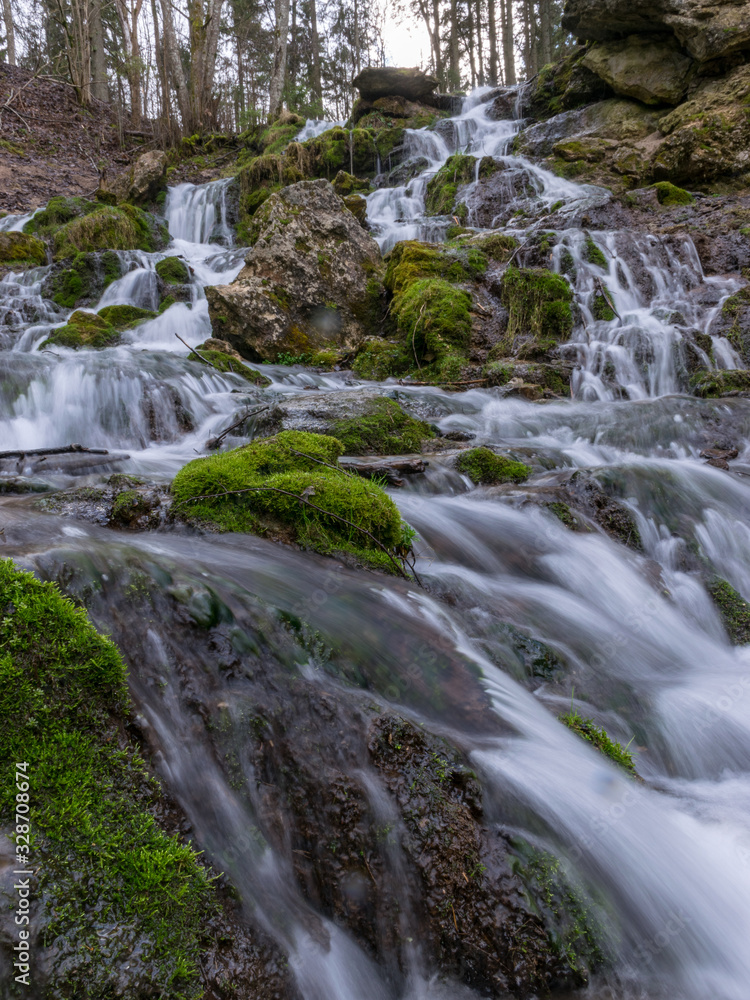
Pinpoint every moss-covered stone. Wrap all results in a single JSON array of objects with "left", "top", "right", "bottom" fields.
[
  {"left": 652, "top": 182, "right": 694, "bottom": 206},
  {"left": 583, "top": 237, "right": 607, "bottom": 268},
  {"left": 384, "top": 239, "right": 487, "bottom": 294},
  {"left": 352, "top": 339, "right": 410, "bottom": 380},
  {"left": 42, "top": 251, "right": 122, "bottom": 309},
  {"left": 707, "top": 577, "right": 750, "bottom": 644},
  {"left": 236, "top": 150, "right": 309, "bottom": 239},
  {"left": 259, "top": 112, "right": 306, "bottom": 154},
  {"left": 455, "top": 447, "right": 531, "bottom": 486},
  {"left": 52, "top": 204, "right": 167, "bottom": 261},
  {"left": 690, "top": 369, "right": 750, "bottom": 397},
  {"left": 0, "top": 231, "right": 46, "bottom": 268},
  {"left": 97, "top": 304, "right": 156, "bottom": 331},
  {"left": 343, "top": 193, "right": 368, "bottom": 226},
  {"left": 331, "top": 397, "right": 434, "bottom": 454},
  {"left": 424, "top": 154, "right": 477, "bottom": 216},
  {"left": 469, "top": 232, "right": 518, "bottom": 262},
  {"left": 155, "top": 255, "right": 190, "bottom": 285},
  {"left": 43, "top": 310, "right": 120, "bottom": 350},
  {"left": 392, "top": 277, "right": 473, "bottom": 362},
  {"left": 559, "top": 708, "right": 638, "bottom": 777},
  {"left": 187, "top": 344, "right": 271, "bottom": 385},
  {"left": 499, "top": 266, "right": 574, "bottom": 357},
  {"left": 0, "top": 559, "right": 214, "bottom": 996},
  {"left": 332, "top": 170, "right": 371, "bottom": 197},
  {"left": 171, "top": 430, "right": 411, "bottom": 573},
  {"left": 483, "top": 360, "right": 573, "bottom": 396},
  {"left": 592, "top": 293, "right": 616, "bottom": 321},
  {"left": 23, "top": 196, "right": 97, "bottom": 239}
]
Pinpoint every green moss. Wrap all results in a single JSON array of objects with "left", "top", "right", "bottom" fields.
[
  {"left": 171, "top": 430, "right": 410, "bottom": 572},
  {"left": 52, "top": 205, "right": 166, "bottom": 261},
  {"left": 455, "top": 447, "right": 531, "bottom": 486},
  {"left": 393, "top": 277, "right": 473, "bottom": 358},
  {"left": 560, "top": 248, "right": 577, "bottom": 280},
  {"left": 97, "top": 304, "right": 156, "bottom": 331},
  {"left": 559, "top": 708, "right": 638, "bottom": 777},
  {"left": 652, "top": 182, "right": 695, "bottom": 207},
  {"left": 583, "top": 237, "right": 607, "bottom": 268},
  {"left": 159, "top": 294, "right": 176, "bottom": 314},
  {"left": 424, "top": 154, "right": 477, "bottom": 216},
  {"left": 352, "top": 339, "right": 410, "bottom": 380},
  {"left": 483, "top": 360, "right": 572, "bottom": 396},
  {"left": 0, "top": 559, "right": 214, "bottom": 996},
  {"left": 155, "top": 256, "right": 190, "bottom": 285},
  {"left": 546, "top": 501, "right": 580, "bottom": 528},
  {"left": 470, "top": 232, "right": 518, "bottom": 262},
  {"left": 45, "top": 251, "right": 122, "bottom": 309},
  {"left": 690, "top": 369, "right": 750, "bottom": 397},
  {"left": 384, "top": 239, "right": 486, "bottom": 292},
  {"left": 259, "top": 116, "right": 305, "bottom": 155},
  {"left": 43, "top": 310, "right": 120, "bottom": 350},
  {"left": 707, "top": 577, "right": 750, "bottom": 644},
  {"left": 0, "top": 231, "right": 46, "bottom": 267},
  {"left": 593, "top": 293, "right": 616, "bottom": 321},
  {"left": 186, "top": 347, "right": 271, "bottom": 385},
  {"left": 23, "top": 196, "right": 97, "bottom": 238},
  {"left": 500, "top": 266, "right": 574, "bottom": 355},
  {"left": 331, "top": 398, "right": 433, "bottom": 455}
]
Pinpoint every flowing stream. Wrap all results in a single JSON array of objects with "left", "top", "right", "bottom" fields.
[{"left": 2, "top": 90, "right": 750, "bottom": 999}]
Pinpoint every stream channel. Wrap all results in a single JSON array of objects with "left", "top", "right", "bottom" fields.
[{"left": 1, "top": 86, "right": 750, "bottom": 1000}]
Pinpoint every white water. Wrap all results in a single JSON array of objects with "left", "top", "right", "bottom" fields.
[{"left": 2, "top": 87, "right": 750, "bottom": 1000}]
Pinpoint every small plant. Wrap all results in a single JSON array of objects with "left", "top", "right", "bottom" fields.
[{"left": 559, "top": 701, "right": 638, "bottom": 777}]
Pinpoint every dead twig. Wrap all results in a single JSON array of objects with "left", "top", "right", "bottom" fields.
[
  {"left": 176, "top": 332, "right": 222, "bottom": 371},
  {"left": 205, "top": 406, "right": 269, "bottom": 449}
]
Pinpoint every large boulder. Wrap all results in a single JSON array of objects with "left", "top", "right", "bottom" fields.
[
  {"left": 113, "top": 150, "right": 168, "bottom": 205},
  {"left": 562, "top": 0, "right": 750, "bottom": 64},
  {"left": 206, "top": 179, "right": 383, "bottom": 362},
  {"left": 353, "top": 67, "right": 439, "bottom": 102},
  {"left": 582, "top": 35, "right": 694, "bottom": 104}
]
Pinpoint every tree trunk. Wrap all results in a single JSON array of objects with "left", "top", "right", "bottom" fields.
[
  {"left": 113, "top": 0, "right": 144, "bottom": 127},
  {"left": 488, "top": 0, "right": 500, "bottom": 84},
  {"left": 448, "top": 0, "right": 460, "bottom": 91},
  {"left": 268, "top": 0, "right": 291, "bottom": 118},
  {"left": 502, "top": 0, "right": 516, "bottom": 85},
  {"left": 2, "top": 0, "right": 16, "bottom": 65},
  {"left": 467, "top": 0, "right": 477, "bottom": 88},
  {"left": 159, "top": 0, "right": 191, "bottom": 129},
  {"left": 431, "top": 0, "right": 443, "bottom": 85},
  {"left": 476, "top": 0, "right": 485, "bottom": 85},
  {"left": 89, "top": 0, "right": 109, "bottom": 101},
  {"left": 539, "top": 0, "right": 552, "bottom": 66},
  {"left": 309, "top": 0, "right": 323, "bottom": 113}
]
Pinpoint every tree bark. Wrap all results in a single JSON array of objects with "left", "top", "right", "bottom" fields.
[
  {"left": 476, "top": 0, "right": 485, "bottom": 85},
  {"left": 2, "top": 0, "right": 16, "bottom": 65},
  {"left": 502, "top": 0, "right": 516, "bottom": 85},
  {"left": 159, "top": 0, "right": 191, "bottom": 128},
  {"left": 89, "top": 0, "right": 109, "bottom": 101},
  {"left": 309, "top": 0, "right": 323, "bottom": 113},
  {"left": 488, "top": 0, "right": 500, "bottom": 84},
  {"left": 268, "top": 0, "right": 291, "bottom": 118},
  {"left": 113, "top": 0, "right": 144, "bottom": 127},
  {"left": 448, "top": 0, "right": 460, "bottom": 91}
]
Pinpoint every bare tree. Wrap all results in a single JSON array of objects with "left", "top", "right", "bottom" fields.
[
  {"left": 268, "top": 0, "right": 290, "bottom": 117},
  {"left": 113, "top": 0, "right": 145, "bottom": 126},
  {"left": 89, "top": 0, "right": 109, "bottom": 101},
  {"left": 2, "top": 0, "right": 15, "bottom": 65}
]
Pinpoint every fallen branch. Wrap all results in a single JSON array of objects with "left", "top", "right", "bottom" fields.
[
  {"left": 595, "top": 276, "right": 621, "bottom": 321},
  {"left": 176, "top": 485, "right": 410, "bottom": 579},
  {"left": 205, "top": 406, "right": 269, "bottom": 449},
  {"left": 0, "top": 444, "right": 110, "bottom": 459}
]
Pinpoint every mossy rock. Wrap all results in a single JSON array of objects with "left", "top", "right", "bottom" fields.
[
  {"left": 483, "top": 360, "right": 573, "bottom": 396},
  {"left": 330, "top": 397, "right": 434, "bottom": 455},
  {"left": 186, "top": 344, "right": 271, "bottom": 385},
  {"left": 352, "top": 339, "right": 410, "bottom": 380},
  {"left": 302, "top": 126, "right": 380, "bottom": 178},
  {"left": 690, "top": 369, "right": 750, "bottom": 397},
  {"left": 171, "top": 430, "right": 411, "bottom": 573},
  {"left": 43, "top": 310, "right": 120, "bottom": 350},
  {"left": 560, "top": 709, "right": 638, "bottom": 777},
  {"left": 332, "top": 170, "right": 370, "bottom": 197},
  {"left": 424, "top": 154, "right": 477, "bottom": 216},
  {"left": 0, "top": 559, "right": 214, "bottom": 996},
  {"left": 259, "top": 113, "right": 305, "bottom": 155},
  {"left": 583, "top": 237, "right": 608, "bottom": 268},
  {"left": 499, "top": 266, "right": 574, "bottom": 357},
  {"left": 393, "top": 278, "right": 473, "bottom": 363},
  {"left": 455, "top": 447, "right": 531, "bottom": 486},
  {"left": 469, "top": 232, "right": 518, "bottom": 262},
  {"left": 155, "top": 255, "right": 190, "bottom": 285},
  {"left": 236, "top": 151, "right": 308, "bottom": 238},
  {"left": 52, "top": 204, "right": 168, "bottom": 261},
  {"left": 23, "top": 195, "right": 98, "bottom": 239},
  {"left": 593, "top": 293, "right": 616, "bottom": 321},
  {"left": 0, "top": 231, "right": 46, "bottom": 268},
  {"left": 42, "top": 251, "right": 122, "bottom": 309},
  {"left": 343, "top": 194, "right": 368, "bottom": 226},
  {"left": 98, "top": 304, "right": 156, "bottom": 331},
  {"left": 651, "top": 182, "right": 694, "bottom": 206},
  {"left": 384, "top": 239, "right": 487, "bottom": 294},
  {"left": 707, "top": 577, "right": 750, "bottom": 644}
]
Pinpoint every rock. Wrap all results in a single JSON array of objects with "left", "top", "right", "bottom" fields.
[
  {"left": 562, "top": 0, "right": 750, "bottom": 64},
  {"left": 155, "top": 255, "right": 190, "bottom": 284},
  {"left": 113, "top": 150, "right": 168, "bottom": 205},
  {"left": 343, "top": 193, "right": 368, "bottom": 226},
  {"left": 0, "top": 230, "right": 46, "bottom": 268},
  {"left": 700, "top": 446, "right": 738, "bottom": 461},
  {"left": 484, "top": 87, "right": 518, "bottom": 120},
  {"left": 353, "top": 67, "right": 439, "bottom": 102},
  {"left": 41, "top": 251, "right": 122, "bottom": 309},
  {"left": 187, "top": 341, "right": 271, "bottom": 386},
  {"left": 691, "top": 369, "right": 750, "bottom": 397},
  {"left": 582, "top": 35, "right": 693, "bottom": 105},
  {"left": 206, "top": 179, "right": 383, "bottom": 362},
  {"left": 43, "top": 309, "right": 121, "bottom": 350}
]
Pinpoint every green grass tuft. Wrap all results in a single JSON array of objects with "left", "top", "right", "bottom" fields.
[{"left": 559, "top": 707, "right": 638, "bottom": 776}]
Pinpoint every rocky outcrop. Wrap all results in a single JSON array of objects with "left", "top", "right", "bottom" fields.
[
  {"left": 581, "top": 35, "right": 693, "bottom": 105},
  {"left": 562, "top": 0, "right": 750, "bottom": 64},
  {"left": 113, "top": 149, "right": 168, "bottom": 205},
  {"left": 353, "top": 66, "right": 439, "bottom": 102},
  {"left": 206, "top": 179, "right": 383, "bottom": 362},
  {"left": 0, "top": 230, "right": 46, "bottom": 269}
]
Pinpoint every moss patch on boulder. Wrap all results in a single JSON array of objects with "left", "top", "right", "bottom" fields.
[
  {"left": 23, "top": 196, "right": 97, "bottom": 239},
  {"left": 187, "top": 342, "right": 271, "bottom": 385},
  {"left": 352, "top": 339, "right": 410, "bottom": 380},
  {"left": 455, "top": 447, "right": 531, "bottom": 486},
  {"left": 707, "top": 577, "right": 750, "bottom": 644},
  {"left": 43, "top": 310, "right": 120, "bottom": 349},
  {"left": 652, "top": 182, "right": 694, "bottom": 206},
  {"left": 0, "top": 559, "right": 214, "bottom": 996},
  {"left": 155, "top": 256, "right": 190, "bottom": 285},
  {"left": 330, "top": 397, "right": 434, "bottom": 455},
  {"left": 42, "top": 251, "right": 122, "bottom": 309},
  {"left": 499, "top": 266, "right": 574, "bottom": 357},
  {"left": 51, "top": 204, "right": 168, "bottom": 260},
  {"left": 424, "top": 153, "right": 477, "bottom": 216},
  {"left": 690, "top": 369, "right": 750, "bottom": 397},
  {"left": 0, "top": 231, "right": 46, "bottom": 268},
  {"left": 171, "top": 430, "right": 411, "bottom": 573},
  {"left": 98, "top": 304, "right": 156, "bottom": 331}
]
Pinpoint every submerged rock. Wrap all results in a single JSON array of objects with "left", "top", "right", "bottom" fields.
[
  {"left": 206, "top": 179, "right": 384, "bottom": 362},
  {"left": 188, "top": 339, "right": 272, "bottom": 385},
  {"left": 38, "top": 473, "right": 171, "bottom": 529}
]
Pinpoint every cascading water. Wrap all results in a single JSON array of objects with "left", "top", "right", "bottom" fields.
[{"left": 3, "top": 86, "right": 750, "bottom": 1000}]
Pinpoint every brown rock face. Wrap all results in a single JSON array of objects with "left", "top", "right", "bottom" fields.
[
  {"left": 206, "top": 179, "right": 383, "bottom": 362},
  {"left": 113, "top": 149, "right": 168, "bottom": 205},
  {"left": 562, "top": 0, "right": 750, "bottom": 64},
  {"left": 353, "top": 66, "right": 439, "bottom": 102},
  {"left": 581, "top": 35, "right": 694, "bottom": 105}
]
